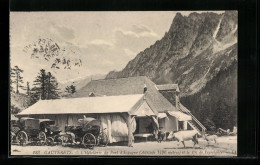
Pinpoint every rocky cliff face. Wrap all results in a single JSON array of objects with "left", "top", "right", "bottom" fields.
[{"left": 106, "top": 11, "right": 237, "bottom": 130}]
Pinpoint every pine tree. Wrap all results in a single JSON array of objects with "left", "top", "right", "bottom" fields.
[
  {"left": 33, "top": 69, "right": 47, "bottom": 100},
  {"left": 70, "top": 85, "right": 76, "bottom": 94},
  {"left": 26, "top": 82, "right": 31, "bottom": 96},
  {"left": 65, "top": 86, "right": 71, "bottom": 93},
  {"left": 30, "top": 86, "right": 40, "bottom": 104},
  {"left": 31, "top": 69, "right": 60, "bottom": 104},
  {"left": 65, "top": 84, "right": 76, "bottom": 94},
  {"left": 45, "top": 72, "right": 60, "bottom": 99},
  {"left": 10, "top": 66, "right": 25, "bottom": 94}
]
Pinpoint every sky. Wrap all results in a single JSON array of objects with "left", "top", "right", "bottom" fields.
[{"left": 10, "top": 11, "right": 224, "bottom": 86}]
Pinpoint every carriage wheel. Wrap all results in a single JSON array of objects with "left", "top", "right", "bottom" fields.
[
  {"left": 38, "top": 132, "right": 46, "bottom": 145},
  {"left": 54, "top": 135, "right": 62, "bottom": 145},
  {"left": 82, "top": 133, "right": 96, "bottom": 148},
  {"left": 99, "top": 133, "right": 109, "bottom": 147},
  {"left": 61, "top": 135, "right": 69, "bottom": 146},
  {"left": 17, "top": 131, "right": 28, "bottom": 146},
  {"left": 46, "top": 137, "right": 54, "bottom": 146},
  {"left": 10, "top": 134, "right": 13, "bottom": 144}
]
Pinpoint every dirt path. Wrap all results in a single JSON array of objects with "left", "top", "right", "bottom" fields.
[{"left": 11, "top": 136, "right": 237, "bottom": 156}]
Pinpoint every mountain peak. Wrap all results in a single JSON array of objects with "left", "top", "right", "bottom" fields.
[
  {"left": 224, "top": 10, "right": 238, "bottom": 16},
  {"left": 106, "top": 11, "right": 237, "bottom": 95},
  {"left": 175, "top": 12, "right": 183, "bottom": 17},
  {"left": 105, "top": 11, "right": 237, "bottom": 131}
]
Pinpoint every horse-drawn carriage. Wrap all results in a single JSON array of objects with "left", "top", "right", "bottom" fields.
[
  {"left": 40, "top": 119, "right": 62, "bottom": 146},
  {"left": 60, "top": 117, "right": 108, "bottom": 148},
  {"left": 11, "top": 117, "right": 61, "bottom": 146}
]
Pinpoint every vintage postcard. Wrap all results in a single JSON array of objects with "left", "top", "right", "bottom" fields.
[{"left": 10, "top": 11, "right": 237, "bottom": 156}]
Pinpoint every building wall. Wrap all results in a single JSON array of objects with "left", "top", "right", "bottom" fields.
[
  {"left": 29, "top": 114, "right": 69, "bottom": 132},
  {"left": 166, "top": 116, "right": 178, "bottom": 132},
  {"left": 25, "top": 113, "right": 179, "bottom": 142},
  {"left": 27, "top": 113, "right": 130, "bottom": 143},
  {"left": 158, "top": 116, "right": 178, "bottom": 133},
  {"left": 158, "top": 118, "right": 165, "bottom": 131}
]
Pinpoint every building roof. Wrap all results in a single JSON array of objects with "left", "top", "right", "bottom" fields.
[
  {"left": 18, "top": 94, "right": 145, "bottom": 115},
  {"left": 71, "top": 76, "right": 178, "bottom": 113},
  {"left": 11, "top": 114, "right": 18, "bottom": 121},
  {"left": 156, "top": 84, "right": 180, "bottom": 92}
]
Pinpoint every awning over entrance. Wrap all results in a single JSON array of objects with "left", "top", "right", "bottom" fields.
[
  {"left": 167, "top": 111, "right": 192, "bottom": 121},
  {"left": 132, "top": 101, "right": 156, "bottom": 117},
  {"left": 158, "top": 113, "right": 168, "bottom": 119}
]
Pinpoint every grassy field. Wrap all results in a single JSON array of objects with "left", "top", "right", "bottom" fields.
[{"left": 11, "top": 135, "right": 237, "bottom": 157}]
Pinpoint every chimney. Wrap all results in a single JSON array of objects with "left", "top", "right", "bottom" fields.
[
  {"left": 143, "top": 84, "right": 147, "bottom": 100},
  {"left": 175, "top": 90, "right": 180, "bottom": 109},
  {"left": 143, "top": 84, "right": 147, "bottom": 94},
  {"left": 89, "top": 92, "right": 95, "bottom": 97}
]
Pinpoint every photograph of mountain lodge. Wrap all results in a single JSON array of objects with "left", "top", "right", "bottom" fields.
[{"left": 10, "top": 11, "right": 237, "bottom": 156}]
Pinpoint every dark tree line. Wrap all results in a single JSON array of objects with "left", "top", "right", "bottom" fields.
[
  {"left": 10, "top": 66, "right": 61, "bottom": 107},
  {"left": 180, "top": 61, "right": 237, "bottom": 131}
]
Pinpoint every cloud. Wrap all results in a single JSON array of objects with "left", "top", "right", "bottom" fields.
[
  {"left": 71, "top": 25, "right": 159, "bottom": 74},
  {"left": 10, "top": 13, "right": 168, "bottom": 83},
  {"left": 124, "top": 48, "right": 136, "bottom": 58},
  {"left": 114, "top": 25, "right": 160, "bottom": 53},
  {"left": 114, "top": 25, "right": 159, "bottom": 39},
  {"left": 88, "top": 39, "right": 114, "bottom": 48},
  {"left": 50, "top": 24, "right": 76, "bottom": 40},
  {"left": 79, "top": 40, "right": 137, "bottom": 75},
  {"left": 115, "top": 28, "right": 140, "bottom": 38},
  {"left": 131, "top": 24, "right": 159, "bottom": 38},
  {"left": 132, "top": 24, "right": 151, "bottom": 33}
]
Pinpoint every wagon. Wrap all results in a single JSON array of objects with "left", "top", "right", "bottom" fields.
[
  {"left": 61, "top": 117, "right": 108, "bottom": 148},
  {"left": 39, "top": 119, "right": 62, "bottom": 146},
  {"left": 13, "top": 117, "right": 57, "bottom": 146}
]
